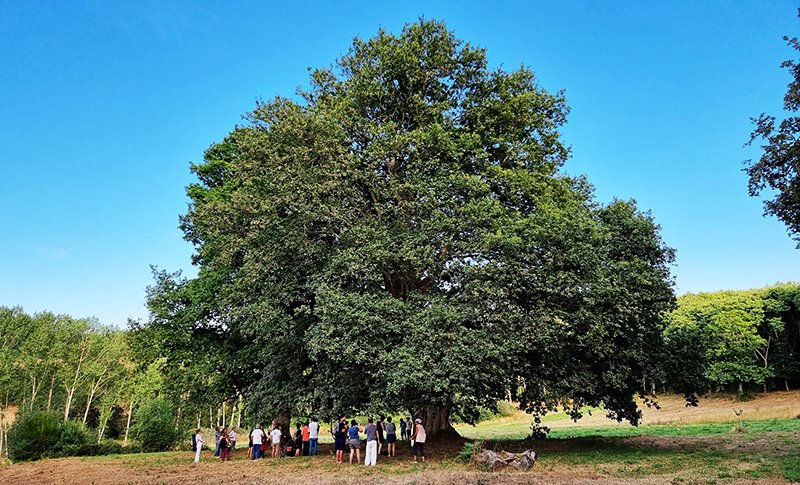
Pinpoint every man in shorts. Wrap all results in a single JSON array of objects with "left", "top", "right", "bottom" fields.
[
  {"left": 334, "top": 416, "right": 347, "bottom": 464},
  {"left": 347, "top": 419, "right": 362, "bottom": 464},
  {"left": 271, "top": 424, "right": 282, "bottom": 457},
  {"left": 384, "top": 416, "right": 397, "bottom": 457}
]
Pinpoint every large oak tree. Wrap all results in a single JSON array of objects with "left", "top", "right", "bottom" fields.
[{"left": 146, "top": 19, "right": 676, "bottom": 436}]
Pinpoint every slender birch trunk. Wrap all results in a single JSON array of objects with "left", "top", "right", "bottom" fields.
[
  {"left": 64, "top": 337, "right": 89, "bottom": 421},
  {"left": 47, "top": 375, "right": 56, "bottom": 411},
  {"left": 237, "top": 394, "right": 242, "bottom": 428},
  {"left": 83, "top": 384, "right": 97, "bottom": 424},
  {"left": 124, "top": 400, "right": 134, "bottom": 446}
]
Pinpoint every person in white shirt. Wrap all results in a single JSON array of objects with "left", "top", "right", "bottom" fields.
[
  {"left": 250, "top": 425, "right": 264, "bottom": 460},
  {"left": 271, "top": 425, "right": 283, "bottom": 457},
  {"left": 194, "top": 429, "right": 204, "bottom": 463},
  {"left": 411, "top": 418, "right": 426, "bottom": 463},
  {"left": 229, "top": 427, "right": 237, "bottom": 452},
  {"left": 308, "top": 418, "right": 320, "bottom": 455}
]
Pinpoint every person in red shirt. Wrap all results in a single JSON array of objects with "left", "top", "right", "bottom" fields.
[{"left": 301, "top": 421, "right": 310, "bottom": 456}]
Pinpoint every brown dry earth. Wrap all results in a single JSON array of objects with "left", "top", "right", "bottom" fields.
[
  {"left": 0, "top": 447, "right": 791, "bottom": 485},
  {"left": 2, "top": 391, "right": 799, "bottom": 485}
]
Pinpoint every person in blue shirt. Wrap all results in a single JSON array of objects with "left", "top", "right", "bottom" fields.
[{"left": 347, "top": 419, "right": 362, "bottom": 464}]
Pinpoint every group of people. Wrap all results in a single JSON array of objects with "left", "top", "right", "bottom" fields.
[
  {"left": 192, "top": 415, "right": 427, "bottom": 465},
  {"left": 192, "top": 425, "right": 238, "bottom": 463},
  {"left": 331, "top": 415, "right": 426, "bottom": 465},
  {"left": 246, "top": 418, "right": 322, "bottom": 459}
]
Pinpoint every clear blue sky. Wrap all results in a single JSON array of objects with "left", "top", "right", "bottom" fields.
[{"left": 2, "top": 0, "right": 799, "bottom": 327}]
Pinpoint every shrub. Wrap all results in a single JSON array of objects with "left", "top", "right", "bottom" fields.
[
  {"left": 130, "top": 397, "right": 183, "bottom": 452},
  {"left": 6, "top": 411, "right": 93, "bottom": 462},
  {"left": 458, "top": 440, "right": 483, "bottom": 463}
]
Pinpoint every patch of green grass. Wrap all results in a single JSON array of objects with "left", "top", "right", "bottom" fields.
[
  {"left": 457, "top": 406, "right": 800, "bottom": 442},
  {"left": 779, "top": 456, "right": 800, "bottom": 482}
]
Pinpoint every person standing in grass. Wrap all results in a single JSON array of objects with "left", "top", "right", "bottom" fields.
[
  {"left": 364, "top": 417, "right": 380, "bottom": 466},
  {"left": 301, "top": 421, "right": 310, "bottom": 456},
  {"left": 271, "top": 424, "right": 283, "bottom": 457},
  {"left": 293, "top": 422, "right": 302, "bottom": 449},
  {"left": 250, "top": 425, "right": 263, "bottom": 459},
  {"left": 399, "top": 418, "right": 407, "bottom": 441},
  {"left": 219, "top": 429, "right": 231, "bottom": 462},
  {"left": 411, "top": 418, "right": 426, "bottom": 463},
  {"left": 334, "top": 416, "right": 347, "bottom": 464},
  {"left": 229, "top": 427, "right": 237, "bottom": 453},
  {"left": 214, "top": 426, "right": 221, "bottom": 457},
  {"left": 194, "top": 428, "right": 204, "bottom": 463},
  {"left": 377, "top": 416, "right": 385, "bottom": 456},
  {"left": 348, "top": 419, "right": 362, "bottom": 464},
  {"left": 309, "top": 417, "right": 320, "bottom": 456},
  {"left": 384, "top": 416, "right": 397, "bottom": 457}
]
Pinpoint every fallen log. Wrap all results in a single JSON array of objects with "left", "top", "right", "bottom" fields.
[{"left": 475, "top": 449, "right": 537, "bottom": 471}]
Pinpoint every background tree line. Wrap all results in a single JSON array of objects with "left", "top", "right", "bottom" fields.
[
  {"left": 0, "top": 305, "right": 250, "bottom": 461},
  {"left": 3, "top": 281, "right": 799, "bottom": 460},
  {"left": 662, "top": 283, "right": 800, "bottom": 397}
]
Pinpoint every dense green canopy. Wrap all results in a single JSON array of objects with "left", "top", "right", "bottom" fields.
[
  {"left": 664, "top": 284, "right": 800, "bottom": 395},
  {"left": 144, "top": 19, "right": 677, "bottom": 434}
]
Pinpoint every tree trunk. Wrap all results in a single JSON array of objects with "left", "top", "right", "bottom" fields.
[
  {"left": 83, "top": 383, "right": 98, "bottom": 423},
  {"left": 47, "top": 375, "right": 55, "bottom": 411},
  {"left": 276, "top": 411, "right": 292, "bottom": 433},
  {"left": 0, "top": 399, "right": 4, "bottom": 459},
  {"left": 2, "top": 394, "right": 8, "bottom": 459},
  {"left": 124, "top": 400, "right": 134, "bottom": 446},
  {"left": 64, "top": 384, "right": 77, "bottom": 421},
  {"left": 414, "top": 401, "right": 456, "bottom": 438},
  {"left": 29, "top": 375, "right": 38, "bottom": 411},
  {"left": 738, "top": 381, "right": 744, "bottom": 395},
  {"left": 237, "top": 394, "right": 243, "bottom": 428}
]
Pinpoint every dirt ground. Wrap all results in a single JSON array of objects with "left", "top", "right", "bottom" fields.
[
  {"left": 0, "top": 437, "right": 792, "bottom": 485},
  {"left": 2, "top": 391, "right": 799, "bottom": 485}
]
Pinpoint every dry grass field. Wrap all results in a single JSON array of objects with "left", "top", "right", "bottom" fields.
[{"left": 1, "top": 391, "right": 799, "bottom": 485}]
